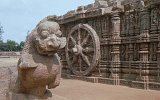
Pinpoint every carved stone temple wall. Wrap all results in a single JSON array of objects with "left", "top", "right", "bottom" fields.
[{"left": 57, "top": 0, "right": 160, "bottom": 90}]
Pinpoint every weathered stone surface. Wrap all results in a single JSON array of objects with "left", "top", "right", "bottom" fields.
[
  {"left": 9, "top": 17, "right": 66, "bottom": 99},
  {"left": 58, "top": 0, "right": 160, "bottom": 90}
]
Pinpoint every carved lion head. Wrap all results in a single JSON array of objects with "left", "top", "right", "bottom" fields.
[{"left": 33, "top": 21, "right": 66, "bottom": 56}]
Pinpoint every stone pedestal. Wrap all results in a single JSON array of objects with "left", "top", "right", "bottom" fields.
[{"left": 6, "top": 91, "right": 53, "bottom": 100}]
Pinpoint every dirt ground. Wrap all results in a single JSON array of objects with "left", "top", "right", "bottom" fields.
[
  {"left": 0, "top": 58, "right": 160, "bottom": 100},
  {"left": 52, "top": 79, "right": 160, "bottom": 100},
  {"left": 0, "top": 58, "right": 18, "bottom": 68}
]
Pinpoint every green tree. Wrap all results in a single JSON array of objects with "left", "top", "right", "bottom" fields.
[
  {"left": 0, "top": 22, "right": 25, "bottom": 51},
  {"left": 17, "top": 41, "right": 25, "bottom": 51},
  {"left": 5, "top": 40, "right": 19, "bottom": 51},
  {"left": 0, "top": 41, "right": 4, "bottom": 51},
  {"left": 0, "top": 40, "right": 25, "bottom": 51},
  {"left": 0, "top": 42, "right": 9, "bottom": 51}
]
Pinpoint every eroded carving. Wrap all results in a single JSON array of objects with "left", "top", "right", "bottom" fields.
[
  {"left": 9, "top": 18, "right": 66, "bottom": 98},
  {"left": 58, "top": 0, "right": 160, "bottom": 90}
]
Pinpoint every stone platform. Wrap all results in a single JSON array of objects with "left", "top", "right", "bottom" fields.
[{"left": 1, "top": 58, "right": 160, "bottom": 100}]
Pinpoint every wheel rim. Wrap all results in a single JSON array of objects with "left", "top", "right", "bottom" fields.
[{"left": 66, "top": 24, "right": 100, "bottom": 76}]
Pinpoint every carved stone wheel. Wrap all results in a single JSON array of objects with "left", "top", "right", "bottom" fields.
[{"left": 66, "top": 24, "right": 100, "bottom": 76}]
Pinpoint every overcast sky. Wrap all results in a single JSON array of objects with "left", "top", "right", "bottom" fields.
[{"left": 0, "top": 0, "right": 94, "bottom": 43}]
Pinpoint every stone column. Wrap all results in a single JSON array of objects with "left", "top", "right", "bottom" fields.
[
  {"left": 110, "top": 13, "right": 121, "bottom": 85},
  {"left": 157, "top": 36, "right": 160, "bottom": 81},
  {"left": 138, "top": 9, "right": 150, "bottom": 89}
]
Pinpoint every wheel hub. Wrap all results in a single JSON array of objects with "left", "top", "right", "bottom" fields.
[
  {"left": 66, "top": 24, "right": 100, "bottom": 76},
  {"left": 72, "top": 45, "right": 83, "bottom": 55}
]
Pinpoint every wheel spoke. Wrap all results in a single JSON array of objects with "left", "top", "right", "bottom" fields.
[
  {"left": 69, "top": 56, "right": 74, "bottom": 60},
  {"left": 67, "top": 48, "right": 73, "bottom": 53},
  {"left": 78, "top": 56, "right": 82, "bottom": 72},
  {"left": 81, "top": 53, "right": 91, "bottom": 67},
  {"left": 71, "top": 55, "right": 78, "bottom": 65},
  {"left": 67, "top": 24, "right": 100, "bottom": 76},
  {"left": 70, "top": 36, "right": 76, "bottom": 45},
  {"left": 77, "top": 28, "right": 81, "bottom": 45},
  {"left": 81, "top": 34, "right": 90, "bottom": 46},
  {"left": 83, "top": 47, "right": 94, "bottom": 53},
  {"left": 86, "top": 42, "right": 93, "bottom": 47},
  {"left": 87, "top": 53, "right": 94, "bottom": 58}
]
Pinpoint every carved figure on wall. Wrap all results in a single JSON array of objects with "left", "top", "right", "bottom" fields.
[{"left": 9, "top": 18, "right": 66, "bottom": 98}]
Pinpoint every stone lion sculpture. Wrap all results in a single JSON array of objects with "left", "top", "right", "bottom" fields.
[{"left": 9, "top": 18, "right": 66, "bottom": 98}]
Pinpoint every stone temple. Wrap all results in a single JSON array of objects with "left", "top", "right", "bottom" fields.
[
  {"left": 1, "top": 0, "right": 160, "bottom": 100},
  {"left": 56, "top": 0, "right": 160, "bottom": 90}
]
